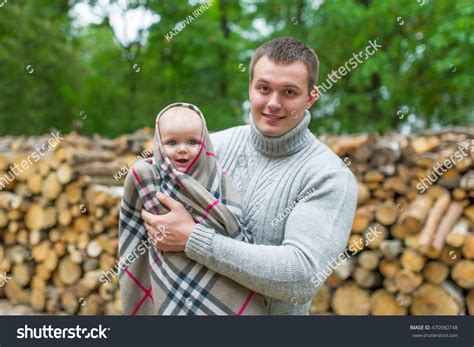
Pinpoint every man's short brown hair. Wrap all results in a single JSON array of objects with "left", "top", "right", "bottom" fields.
[{"left": 249, "top": 36, "right": 319, "bottom": 94}]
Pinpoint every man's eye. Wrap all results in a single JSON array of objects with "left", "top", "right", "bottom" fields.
[
  {"left": 284, "top": 90, "right": 296, "bottom": 96},
  {"left": 257, "top": 86, "right": 269, "bottom": 92}
]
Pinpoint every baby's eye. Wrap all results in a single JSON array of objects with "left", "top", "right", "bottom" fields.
[
  {"left": 189, "top": 139, "right": 199, "bottom": 146},
  {"left": 166, "top": 140, "right": 176, "bottom": 146}
]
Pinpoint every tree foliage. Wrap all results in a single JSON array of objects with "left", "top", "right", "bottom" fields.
[{"left": 0, "top": 0, "right": 472, "bottom": 137}]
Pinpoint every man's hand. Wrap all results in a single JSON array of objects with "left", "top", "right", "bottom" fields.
[{"left": 142, "top": 193, "right": 197, "bottom": 252}]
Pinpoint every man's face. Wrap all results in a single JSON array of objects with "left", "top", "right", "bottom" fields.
[{"left": 249, "top": 55, "right": 317, "bottom": 137}]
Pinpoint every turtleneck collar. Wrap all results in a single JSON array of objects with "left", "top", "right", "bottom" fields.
[{"left": 249, "top": 109, "right": 312, "bottom": 157}]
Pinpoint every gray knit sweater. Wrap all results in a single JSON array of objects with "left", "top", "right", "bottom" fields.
[{"left": 184, "top": 111, "right": 358, "bottom": 315}]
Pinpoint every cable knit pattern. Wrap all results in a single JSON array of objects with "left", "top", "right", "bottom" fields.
[{"left": 185, "top": 110, "right": 359, "bottom": 315}]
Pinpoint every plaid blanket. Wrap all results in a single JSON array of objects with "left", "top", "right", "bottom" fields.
[{"left": 119, "top": 102, "right": 266, "bottom": 315}]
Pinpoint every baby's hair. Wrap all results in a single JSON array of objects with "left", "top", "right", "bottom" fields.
[
  {"left": 160, "top": 106, "right": 200, "bottom": 123},
  {"left": 159, "top": 106, "right": 203, "bottom": 137}
]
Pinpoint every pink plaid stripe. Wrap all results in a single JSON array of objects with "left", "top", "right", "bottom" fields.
[
  {"left": 236, "top": 291, "right": 255, "bottom": 316},
  {"left": 196, "top": 199, "right": 219, "bottom": 223},
  {"left": 184, "top": 136, "right": 205, "bottom": 174},
  {"left": 132, "top": 167, "right": 160, "bottom": 215}
]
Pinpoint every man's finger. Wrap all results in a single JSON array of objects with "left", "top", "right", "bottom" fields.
[
  {"left": 156, "top": 193, "right": 182, "bottom": 210},
  {"left": 141, "top": 209, "right": 154, "bottom": 224},
  {"left": 141, "top": 209, "right": 164, "bottom": 227}
]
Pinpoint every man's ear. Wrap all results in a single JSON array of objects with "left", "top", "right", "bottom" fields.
[{"left": 306, "top": 85, "right": 318, "bottom": 109}]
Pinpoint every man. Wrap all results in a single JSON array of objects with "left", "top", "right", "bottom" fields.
[{"left": 141, "top": 37, "right": 358, "bottom": 314}]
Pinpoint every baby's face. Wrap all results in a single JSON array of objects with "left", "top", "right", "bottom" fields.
[{"left": 159, "top": 107, "right": 203, "bottom": 172}]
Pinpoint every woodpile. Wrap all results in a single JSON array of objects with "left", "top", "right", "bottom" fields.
[
  {"left": 0, "top": 130, "right": 153, "bottom": 314},
  {"left": 312, "top": 129, "right": 473, "bottom": 315},
  {"left": 0, "top": 127, "right": 472, "bottom": 315}
]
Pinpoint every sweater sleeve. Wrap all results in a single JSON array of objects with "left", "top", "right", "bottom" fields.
[{"left": 184, "top": 168, "right": 358, "bottom": 304}]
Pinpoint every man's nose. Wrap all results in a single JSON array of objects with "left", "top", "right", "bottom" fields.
[{"left": 267, "top": 92, "right": 281, "bottom": 111}]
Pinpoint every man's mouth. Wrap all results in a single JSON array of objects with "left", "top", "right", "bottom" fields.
[{"left": 262, "top": 112, "right": 285, "bottom": 121}]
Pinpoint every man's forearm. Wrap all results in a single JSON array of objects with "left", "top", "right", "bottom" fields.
[{"left": 185, "top": 224, "right": 316, "bottom": 303}]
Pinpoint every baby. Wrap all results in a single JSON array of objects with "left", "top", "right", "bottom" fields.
[
  {"left": 119, "top": 102, "right": 266, "bottom": 315},
  {"left": 158, "top": 105, "right": 202, "bottom": 173}
]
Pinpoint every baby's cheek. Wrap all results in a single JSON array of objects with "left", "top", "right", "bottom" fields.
[{"left": 190, "top": 148, "right": 200, "bottom": 159}]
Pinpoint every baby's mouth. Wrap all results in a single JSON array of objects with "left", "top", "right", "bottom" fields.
[{"left": 175, "top": 158, "right": 189, "bottom": 165}]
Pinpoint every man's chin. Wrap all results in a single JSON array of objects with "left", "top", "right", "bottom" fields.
[{"left": 255, "top": 121, "right": 286, "bottom": 137}]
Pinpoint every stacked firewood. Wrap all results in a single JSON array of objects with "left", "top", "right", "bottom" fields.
[
  {"left": 0, "top": 130, "right": 153, "bottom": 314},
  {"left": 0, "top": 127, "right": 472, "bottom": 315},
  {"left": 311, "top": 128, "right": 473, "bottom": 315}
]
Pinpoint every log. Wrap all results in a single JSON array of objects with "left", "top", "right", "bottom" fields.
[
  {"left": 370, "top": 289, "right": 406, "bottom": 315},
  {"left": 30, "top": 289, "right": 46, "bottom": 312},
  {"left": 439, "top": 245, "right": 462, "bottom": 265},
  {"left": 364, "top": 223, "right": 388, "bottom": 249},
  {"left": 410, "top": 284, "right": 461, "bottom": 315},
  {"left": 331, "top": 282, "right": 370, "bottom": 315},
  {"left": 379, "top": 259, "right": 400, "bottom": 279},
  {"left": 310, "top": 285, "right": 331, "bottom": 314},
  {"left": 423, "top": 261, "right": 449, "bottom": 284},
  {"left": 58, "top": 256, "right": 81, "bottom": 286},
  {"left": 79, "top": 293, "right": 104, "bottom": 315},
  {"left": 42, "top": 173, "right": 62, "bottom": 201},
  {"left": 446, "top": 218, "right": 470, "bottom": 247},
  {"left": 467, "top": 289, "right": 474, "bottom": 315},
  {"left": 409, "top": 136, "right": 440, "bottom": 154},
  {"left": 353, "top": 267, "right": 380, "bottom": 289},
  {"left": 465, "top": 205, "right": 474, "bottom": 224},
  {"left": 463, "top": 234, "right": 474, "bottom": 259},
  {"left": 357, "top": 183, "right": 371, "bottom": 206},
  {"left": 395, "top": 293, "right": 412, "bottom": 308},
  {"left": 358, "top": 250, "right": 380, "bottom": 271},
  {"left": 25, "top": 203, "right": 45, "bottom": 231},
  {"left": 431, "top": 202, "right": 464, "bottom": 251},
  {"left": 383, "top": 277, "right": 398, "bottom": 293},
  {"left": 395, "top": 269, "right": 422, "bottom": 294},
  {"left": 4, "top": 279, "right": 30, "bottom": 305},
  {"left": 400, "top": 249, "right": 426, "bottom": 272},
  {"left": 12, "top": 263, "right": 32, "bottom": 287},
  {"left": 418, "top": 194, "right": 451, "bottom": 253},
  {"left": 399, "top": 196, "right": 433, "bottom": 233},
  {"left": 375, "top": 204, "right": 398, "bottom": 226},
  {"left": 60, "top": 289, "right": 79, "bottom": 314},
  {"left": 352, "top": 206, "right": 374, "bottom": 233},
  {"left": 379, "top": 239, "right": 403, "bottom": 259},
  {"left": 333, "top": 257, "right": 356, "bottom": 281},
  {"left": 451, "top": 260, "right": 474, "bottom": 288}
]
